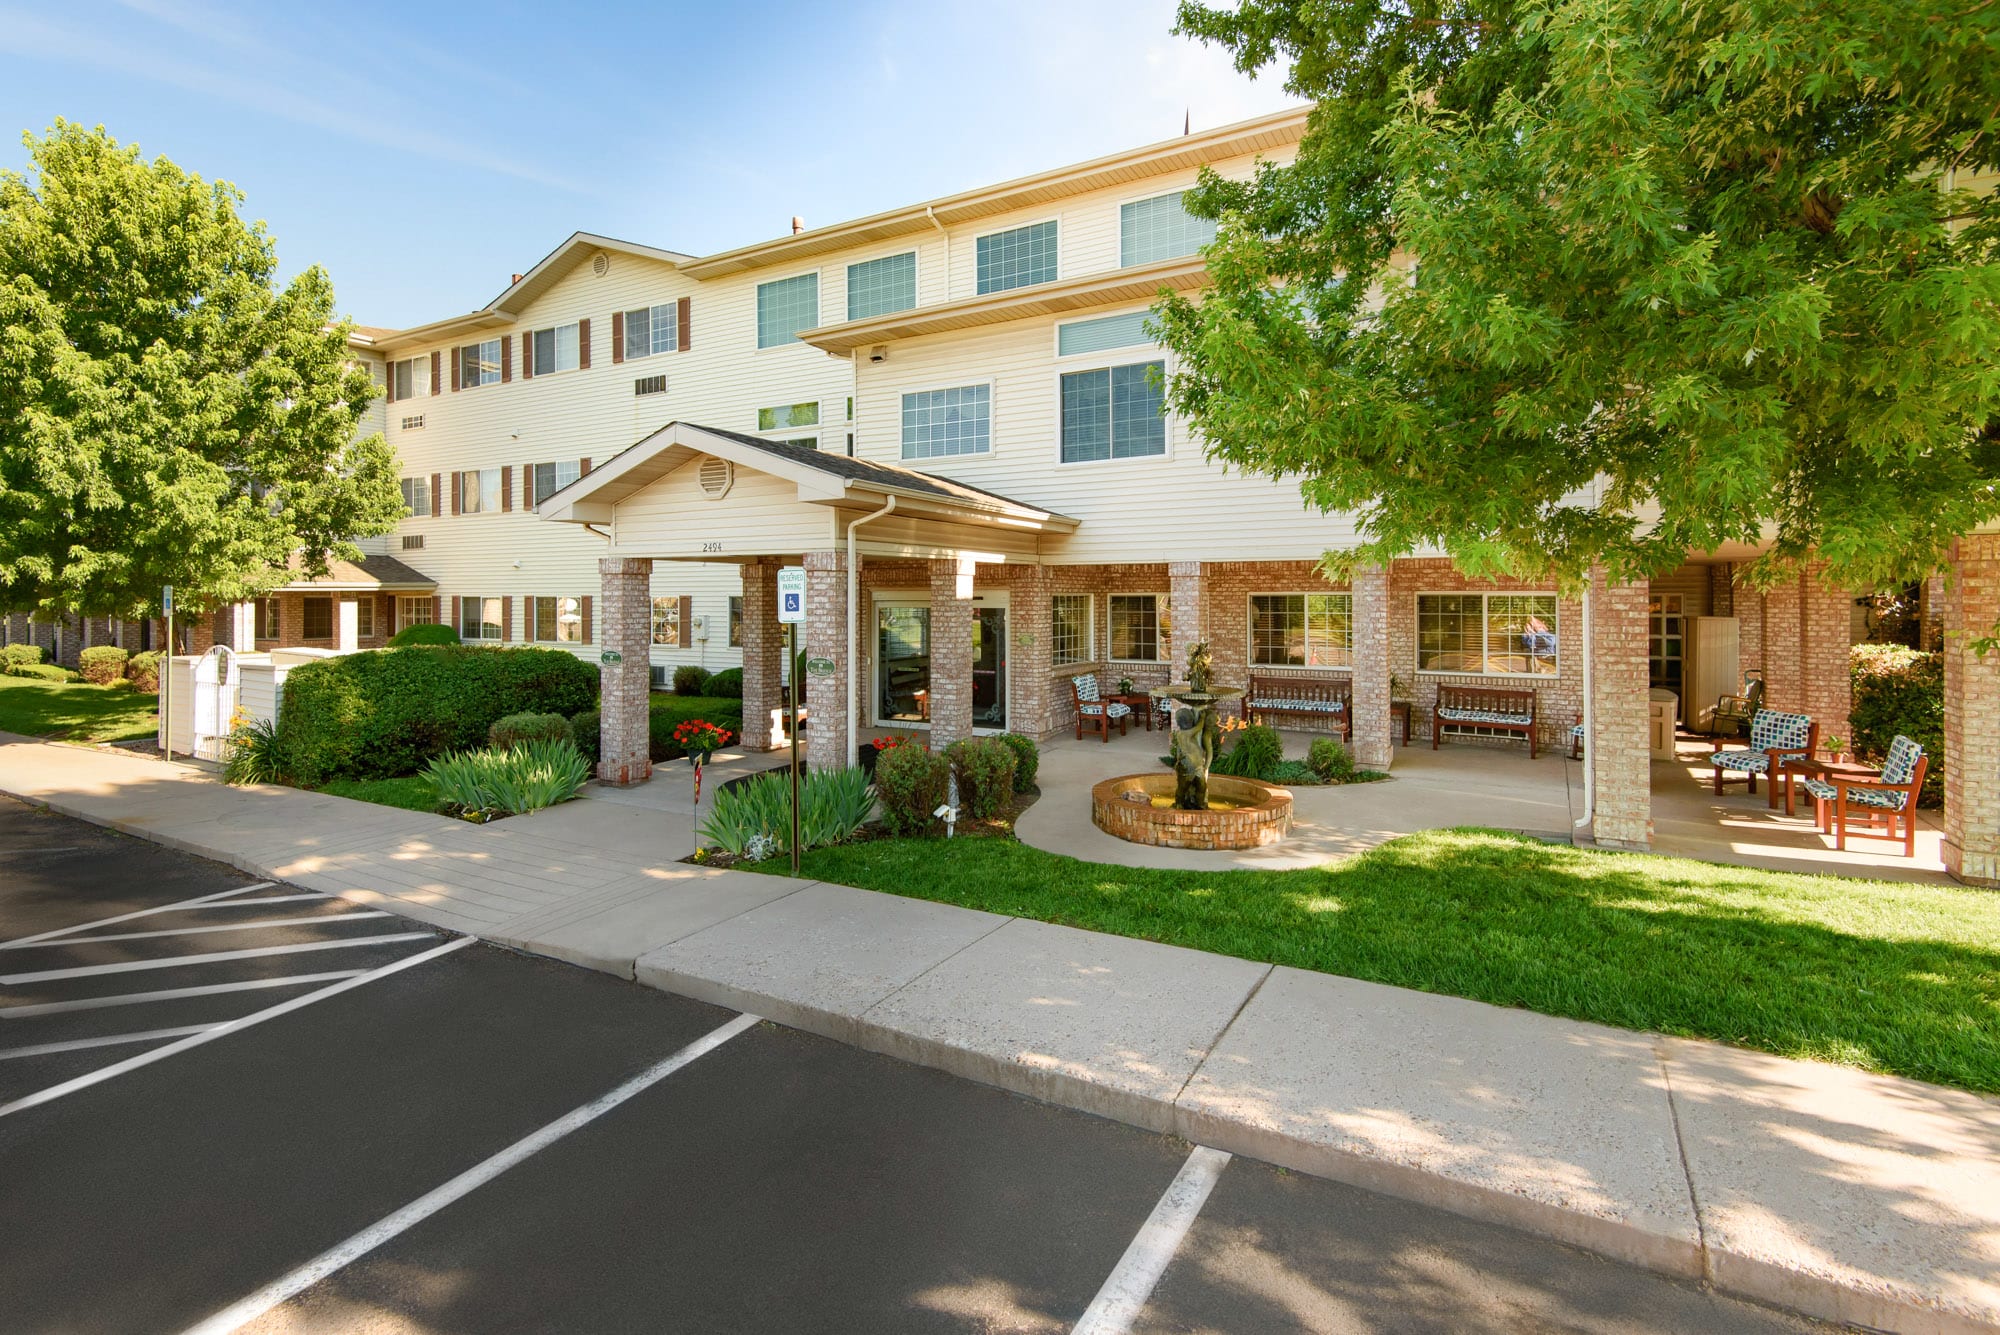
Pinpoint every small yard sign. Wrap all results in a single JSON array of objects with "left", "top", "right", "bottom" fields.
[
  {"left": 777, "top": 566, "right": 806, "bottom": 624},
  {"left": 805, "top": 656, "right": 835, "bottom": 677},
  {"left": 599, "top": 650, "right": 623, "bottom": 665}
]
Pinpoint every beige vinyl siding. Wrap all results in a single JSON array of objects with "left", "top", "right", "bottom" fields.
[{"left": 612, "top": 455, "right": 838, "bottom": 558}]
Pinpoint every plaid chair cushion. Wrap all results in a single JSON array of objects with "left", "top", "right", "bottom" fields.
[
  {"left": 1711, "top": 749, "right": 1771, "bottom": 774},
  {"left": 1748, "top": 709, "right": 1814, "bottom": 754},
  {"left": 1880, "top": 735, "right": 1923, "bottom": 786},
  {"left": 1438, "top": 707, "right": 1533, "bottom": 726},
  {"left": 1078, "top": 701, "right": 1131, "bottom": 720},
  {"left": 1799, "top": 776, "right": 1908, "bottom": 810},
  {"left": 1072, "top": 674, "right": 1102, "bottom": 702},
  {"left": 1251, "top": 695, "right": 1346, "bottom": 714}
]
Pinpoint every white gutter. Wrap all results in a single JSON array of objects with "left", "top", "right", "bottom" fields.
[
  {"left": 845, "top": 495, "right": 898, "bottom": 766},
  {"left": 1574, "top": 578, "right": 1595, "bottom": 840},
  {"left": 927, "top": 206, "right": 948, "bottom": 293}
]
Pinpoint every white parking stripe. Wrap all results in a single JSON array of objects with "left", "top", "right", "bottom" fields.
[
  {"left": 182, "top": 894, "right": 335, "bottom": 910},
  {"left": 0, "top": 911, "right": 391, "bottom": 950},
  {"left": 0, "top": 935, "right": 475, "bottom": 1120},
  {"left": 0, "top": 882, "right": 279, "bottom": 949},
  {"left": 0, "top": 933, "right": 436, "bottom": 984},
  {"left": 178, "top": 1010, "right": 762, "bottom": 1335},
  {"left": 0, "top": 971, "right": 368, "bottom": 1019},
  {"left": 0, "top": 1024, "right": 220, "bottom": 1061},
  {"left": 1072, "top": 1146, "right": 1231, "bottom": 1335}
]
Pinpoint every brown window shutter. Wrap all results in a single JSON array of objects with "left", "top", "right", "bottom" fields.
[
  {"left": 522, "top": 592, "right": 536, "bottom": 640},
  {"left": 580, "top": 595, "right": 593, "bottom": 644},
  {"left": 430, "top": 473, "right": 442, "bottom": 518},
  {"left": 379, "top": 594, "right": 394, "bottom": 634},
  {"left": 677, "top": 297, "right": 691, "bottom": 352},
  {"left": 430, "top": 351, "right": 441, "bottom": 394},
  {"left": 450, "top": 596, "right": 461, "bottom": 632},
  {"left": 611, "top": 311, "right": 624, "bottom": 364},
  {"left": 521, "top": 331, "right": 534, "bottom": 379},
  {"left": 500, "top": 335, "right": 512, "bottom": 383},
  {"left": 501, "top": 465, "right": 513, "bottom": 513},
  {"left": 501, "top": 596, "right": 513, "bottom": 642},
  {"left": 384, "top": 365, "right": 395, "bottom": 404},
  {"left": 578, "top": 317, "right": 592, "bottom": 370},
  {"left": 450, "top": 346, "right": 460, "bottom": 392},
  {"left": 679, "top": 595, "right": 692, "bottom": 646},
  {"left": 450, "top": 472, "right": 462, "bottom": 516},
  {"left": 431, "top": 594, "right": 441, "bottom": 625},
  {"left": 580, "top": 456, "right": 592, "bottom": 475}
]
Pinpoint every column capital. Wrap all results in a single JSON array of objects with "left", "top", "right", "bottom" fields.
[
  {"left": 598, "top": 556, "right": 653, "bottom": 578},
  {"left": 1167, "top": 560, "right": 1203, "bottom": 579}
]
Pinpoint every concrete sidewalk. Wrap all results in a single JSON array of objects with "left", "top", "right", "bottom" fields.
[{"left": 3, "top": 734, "right": 1995, "bottom": 1334}]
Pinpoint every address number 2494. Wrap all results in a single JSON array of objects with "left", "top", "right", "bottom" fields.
[{"left": 700, "top": 541, "right": 723, "bottom": 553}]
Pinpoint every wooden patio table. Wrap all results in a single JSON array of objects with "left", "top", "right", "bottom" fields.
[
  {"left": 1777, "top": 756, "right": 1879, "bottom": 823},
  {"left": 1109, "top": 692, "right": 1157, "bottom": 731}
]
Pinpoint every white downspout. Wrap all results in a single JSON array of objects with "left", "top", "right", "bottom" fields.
[
  {"left": 1574, "top": 578, "right": 1595, "bottom": 839},
  {"left": 846, "top": 494, "right": 898, "bottom": 767}
]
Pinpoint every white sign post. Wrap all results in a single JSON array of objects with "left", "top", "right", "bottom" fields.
[
  {"left": 160, "top": 584, "right": 173, "bottom": 760},
  {"left": 776, "top": 566, "right": 806, "bottom": 874}
]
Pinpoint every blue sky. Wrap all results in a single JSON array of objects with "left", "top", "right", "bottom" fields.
[{"left": 0, "top": 0, "right": 1296, "bottom": 328}]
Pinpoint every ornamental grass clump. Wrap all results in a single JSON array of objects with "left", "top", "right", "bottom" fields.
[
  {"left": 699, "top": 765, "right": 874, "bottom": 857},
  {"left": 422, "top": 738, "right": 591, "bottom": 820},
  {"left": 224, "top": 714, "right": 293, "bottom": 786}
]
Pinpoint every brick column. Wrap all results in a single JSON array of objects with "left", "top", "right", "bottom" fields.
[
  {"left": 596, "top": 556, "right": 655, "bottom": 785},
  {"left": 1707, "top": 562, "right": 1734, "bottom": 618},
  {"left": 216, "top": 602, "right": 255, "bottom": 651},
  {"left": 1800, "top": 561, "right": 1851, "bottom": 744},
  {"left": 1012, "top": 565, "right": 1054, "bottom": 737},
  {"left": 1168, "top": 560, "right": 1204, "bottom": 682},
  {"left": 803, "top": 549, "right": 848, "bottom": 772},
  {"left": 1943, "top": 535, "right": 2000, "bottom": 886},
  {"left": 1921, "top": 572, "right": 1947, "bottom": 651},
  {"left": 1588, "top": 570, "right": 1653, "bottom": 850},
  {"left": 1762, "top": 576, "right": 1803, "bottom": 711},
  {"left": 1350, "top": 564, "right": 1393, "bottom": 770},
  {"left": 928, "top": 558, "right": 974, "bottom": 750},
  {"left": 739, "top": 560, "right": 783, "bottom": 750}
]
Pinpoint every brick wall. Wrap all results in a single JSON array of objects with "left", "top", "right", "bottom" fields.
[
  {"left": 595, "top": 556, "right": 654, "bottom": 785},
  {"left": 1046, "top": 562, "right": 1173, "bottom": 736},
  {"left": 740, "top": 560, "right": 782, "bottom": 750},
  {"left": 1589, "top": 571, "right": 1654, "bottom": 849},
  {"left": 928, "top": 558, "right": 974, "bottom": 749},
  {"left": 1943, "top": 534, "right": 2000, "bottom": 886},
  {"left": 1708, "top": 563, "right": 1734, "bottom": 618},
  {"left": 1800, "top": 563, "right": 1853, "bottom": 744},
  {"left": 804, "top": 548, "right": 848, "bottom": 771},
  {"left": 1350, "top": 565, "right": 1393, "bottom": 769}
]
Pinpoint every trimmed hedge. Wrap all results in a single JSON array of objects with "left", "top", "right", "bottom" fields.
[
  {"left": 672, "top": 664, "right": 711, "bottom": 695},
  {"left": 946, "top": 736, "right": 1018, "bottom": 819},
  {"left": 489, "top": 712, "right": 575, "bottom": 750},
  {"left": 387, "top": 623, "right": 460, "bottom": 647},
  {"left": 1850, "top": 645, "right": 1943, "bottom": 806},
  {"left": 126, "top": 652, "right": 162, "bottom": 692},
  {"left": 875, "top": 743, "right": 950, "bottom": 836},
  {"left": 3, "top": 644, "right": 43, "bottom": 666},
  {"left": 995, "top": 732, "right": 1039, "bottom": 792},
  {"left": 705, "top": 667, "right": 743, "bottom": 698},
  {"left": 569, "top": 696, "right": 746, "bottom": 767},
  {"left": 278, "top": 645, "right": 599, "bottom": 784},
  {"left": 5, "top": 662, "right": 75, "bottom": 682},
  {"left": 78, "top": 645, "right": 129, "bottom": 685}
]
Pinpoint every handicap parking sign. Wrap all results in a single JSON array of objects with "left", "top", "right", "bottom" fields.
[{"left": 777, "top": 566, "right": 806, "bottom": 624}]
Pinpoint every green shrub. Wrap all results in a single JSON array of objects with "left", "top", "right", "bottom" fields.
[
  {"left": 1307, "top": 736, "right": 1355, "bottom": 783},
  {"left": 874, "top": 743, "right": 950, "bottom": 836},
  {"left": 489, "top": 712, "right": 574, "bottom": 750},
  {"left": 6, "top": 662, "right": 75, "bottom": 682},
  {"left": 705, "top": 667, "right": 744, "bottom": 698},
  {"left": 946, "top": 736, "right": 1019, "bottom": 819},
  {"left": 4, "top": 644, "right": 44, "bottom": 666},
  {"left": 995, "top": 732, "right": 1039, "bottom": 792},
  {"left": 423, "top": 738, "right": 591, "bottom": 818},
  {"left": 700, "top": 764, "right": 873, "bottom": 856},
  {"left": 672, "top": 664, "right": 711, "bottom": 695},
  {"left": 77, "top": 645, "right": 129, "bottom": 685},
  {"left": 126, "top": 651, "right": 161, "bottom": 692},
  {"left": 1266, "top": 759, "right": 1320, "bottom": 786},
  {"left": 649, "top": 697, "right": 744, "bottom": 763},
  {"left": 1215, "top": 724, "right": 1283, "bottom": 779},
  {"left": 571, "top": 709, "right": 601, "bottom": 765},
  {"left": 278, "top": 645, "right": 599, "bottom": 785},
  {"left": 1850, "top": 645, "right": 1944, "bottom": 806},
  {"left": 387, "top": 622, "right": 460, "bottom": 647},
  {"left": 224, "top": 716, "right": 292, "bottom": 786}
]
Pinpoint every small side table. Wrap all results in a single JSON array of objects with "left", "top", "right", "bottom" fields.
[
  {"left": 1778, "top": 757, "right": 1879, "bottom": 822},
  {"left": 1110, "top": 692, "right": 1156, "bottom": 731},
  {"left": 1390, "top": 700, "right": 1412, "bottom": 747}
]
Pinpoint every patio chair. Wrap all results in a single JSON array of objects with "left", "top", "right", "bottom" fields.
[
  {"left": 1069, "top": 673, "right": 1130, "bottom": 743},
  {"left": 1798, "top": 735, "right": 1930, "bottom": 856},
  {"left": 1709, "top": 708, "right": 1817, "bottom": 807},
  {"left": 1711, "top": 672, "right": 1765, "bottom": 738}
]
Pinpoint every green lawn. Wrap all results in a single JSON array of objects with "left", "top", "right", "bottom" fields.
[
  {"left": 317, "top": 775, "right": 439, "bottom": 813},
  {"left": 0, "top": 675, "right": 158, "bottom": 742},
  {"left": 776, "top": 828, "right": 2000, "bottom": 1094}
]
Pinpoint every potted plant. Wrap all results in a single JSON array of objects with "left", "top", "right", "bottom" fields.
[
  {"left": 672, "top": 718, "right": 734, "bottom": 836},
  {"left": 1116, "top": 676, "right": 1135, "bottom": 696},
  {"left": 1821, "top": 734, "right": 1847, "bottom": 764},
  {"left": 1390, "top": 672, "right": 1411, "bottom": 703}
]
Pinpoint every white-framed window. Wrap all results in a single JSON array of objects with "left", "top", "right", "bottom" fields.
[
  {"left": 1121, "top": 190, "right": 1217, "bottom": 267},
  {"left": 460, "top": 468, "right": 501, "bottom": 515},
  {"left": 254, "top": 597, "right": 280, "bottom": 641},
  {"left": 1108, "top": 593, "right": 1167, "bottom": 662},
  {"left": 1250, "top": 593, "right": 1352, "bottom": 667},
  {"left": 392, "top": 355, "right": 428, "bottom": 399},
  {"left": 901, "top": 384, "right": 991, "bottom": 460},
  {"left": 531, "top": 323, "right": 580, "bottom": 374},
  {"left": 397, "top": 595, "right": 433, "bottom": 630},
  {"left": 301, "top": 596, "right": 334, "bottom": 641},
  {"left": 771, "top": 436, "right": 819, "bottom": 451},
  {"left": 757, "top": 401, "right": 820, "bottom": 431},
  {"left": 728, "top": 595, "right": 743, "bottom": 647},
  {"left": 460, "top": 595, "right": 503, "bottom": 642},
  {"left": 458, "top": 339, "right": 501, "bottom": 388},
  {"left": 1417, "top": 593, "right": 1558, "bottom": 675},
  {"left": 624, "top": 302, "right": 678, "bottom": 358},
  {"left": 976, "top": 220, "right": 1058, "bottom": 293},
  {"left": 400, "top": 475, "right": 430, "bottom": 517},
  {"left": 1056, "top": 309, "right": 1154, "bottom": 358},
  {"left": 532, "top": 460, "right": 581, "bottom": 509},
  {"left": 1060, "top": 360, "right": 1166, "bottom": 463},
  {"left": 756, "top": 272, "right": 819, "bottom": 348},
  {"left": 355, "top": 598, "right": 375, "bottom": 639},
  {"left": 847, "top": 250, "right": 917, "bottom": 320},
  {"left": 533, "top": 596, "right": 582, "bottom": 643},
  {"left": 1051, "top": 593, "right": 1092, "bottom": 666},
  {"left": 651, "top": 596, "right": 681, "bottom": 647}
]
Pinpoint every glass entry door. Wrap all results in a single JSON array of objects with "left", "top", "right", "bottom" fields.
[
  {"left": 874, "top": 599, "right": 1008, "bottom": 732},
  {"left": 973, "top": 606, "right": 1007, "bottom": 730}
]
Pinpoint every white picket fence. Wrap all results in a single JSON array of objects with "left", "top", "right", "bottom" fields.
[{"left": 157, "top": 646, "right": 350, "bottom": 760}]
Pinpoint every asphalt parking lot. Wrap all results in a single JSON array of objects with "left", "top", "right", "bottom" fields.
[{"left": 0, "top": 792, "right": 1825, "bottom": 1334}]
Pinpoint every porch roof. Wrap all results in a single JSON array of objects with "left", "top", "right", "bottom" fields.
[
  {"left": 271, "top": 553, "right": 436, "bottom": 593},
  {"left": 537, "top": 421, "right": 1078, "bottom": 534}
]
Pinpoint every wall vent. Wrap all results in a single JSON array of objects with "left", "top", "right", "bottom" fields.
[
  {"left": 697, "top": 455, "right": 734, "bottom": 500},
  {"left": 649, "top": 664, "right": 669, "bottom": 689},
  {"left": 591, "top": 252, "right": 611, "bottom": 277},
  {"left": 401, "top": 534, "right": 425, "bottom": 550},
  {"left": 633, "top": 374, "right": 668, "bottom": 397},
  {"left": 400, "top": 414, "right": 425, "bottom": 430}
]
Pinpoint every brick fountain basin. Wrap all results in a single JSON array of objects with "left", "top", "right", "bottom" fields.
[{"left": 1090, "top": 773, "right": 1294, "bottom": 850}]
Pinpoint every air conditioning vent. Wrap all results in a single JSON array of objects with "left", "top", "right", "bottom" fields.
[
  {"left": 634, "top": 374, "right": 668, "bottom": 397},
  {"left": 401, "top": 534, "right": 425, "bottom": 550},
  {"left": 400, "top": 415, "right": 424, "bottom": 430},
  {"left": 649, "top": 664, "right": 668, "bottom": 689},
  {"left": 697, "top": 455, "right": 734, "bottom": 500},
  {"left": 591, "top": 252, "right": 611, "bottom": 277}
]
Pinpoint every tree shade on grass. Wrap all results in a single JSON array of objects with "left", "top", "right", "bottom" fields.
[
  {"left": 0, "top": 676, "right": 156, "bottom": 743},
  {"left": 771, "top": 828, "right": 2000, "bottom": 1094}
]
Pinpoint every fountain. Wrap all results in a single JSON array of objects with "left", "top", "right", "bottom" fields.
[{"left": 1090, "top": 641, "right": 1294, "bottom": 850}]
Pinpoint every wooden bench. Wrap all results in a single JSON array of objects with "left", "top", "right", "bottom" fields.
[
  {"left": 1241, "top": 674, "right": 1352, "bottom": 740},
  {"left": 1432, "top": 684, "right": 1539, "bottom": 758}
]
